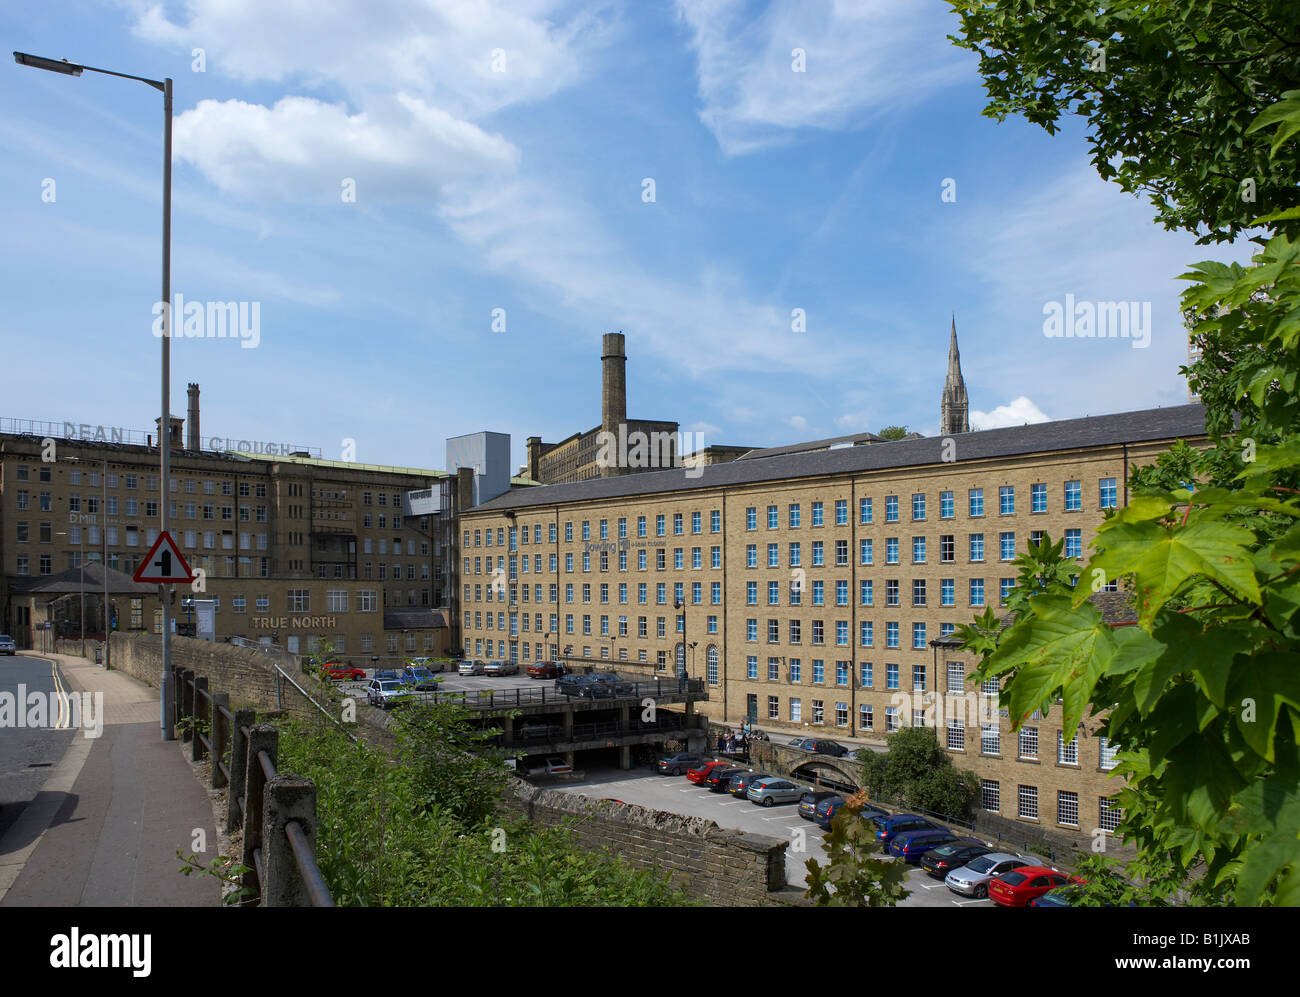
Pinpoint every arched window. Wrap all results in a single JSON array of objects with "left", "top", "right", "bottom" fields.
[
  {"left": 675, "top": 642, "right": 686, "bottom": 676},
  {"left": 706, "top": 645, "right": 719, "bottom": 685}
]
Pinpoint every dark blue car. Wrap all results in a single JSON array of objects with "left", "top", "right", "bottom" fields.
[
  {"left": 870, "top": 813, "right": 942, "bottom": 850},
  {"left": 888, "top": 828, "right": 962, "bottom": 863}
]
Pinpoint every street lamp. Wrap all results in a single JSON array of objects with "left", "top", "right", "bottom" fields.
[{"left": 16, "top": 51, "right": 175, "bottom": 738}]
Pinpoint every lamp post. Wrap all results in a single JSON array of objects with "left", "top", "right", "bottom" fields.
[
  {"left": 673, "top": 597, "right": 688, "bottom": 682},
  {"left": 16, "top": 51, "right": 174, "bottom": 737}
]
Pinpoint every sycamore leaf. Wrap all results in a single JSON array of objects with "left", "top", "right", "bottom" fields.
[
  {"left": 1229, "top": 652, "right": 1300, "bottom": 762},
  {"left": 1087, "top": 518, "right": 1261, "bottom": 625}
]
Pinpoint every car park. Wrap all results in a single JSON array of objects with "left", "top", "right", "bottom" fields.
[
  {"left": 657, "top": 752, "right": 705, "bottom": 776},
  {"left": 920, "top": 840, "right": 993, "bottom": 879},
  {"left": 457, "top": 659, "right": 486, "bottom": 676},
  {"left": 728, "top": 771, "right": 771, "bottom": 797},
  {"left": 945, "top": 852, "right": 1031, "bottom": 899},
  {"left": 989, "top": 865, "right": 1080, "bottom": 908},
  {"left": 869, "top": 813, "right": 943, "bottom": 850},
  {"left": 687, "top": 760, "right": 734, "bottom": 785},
  {"left": 0, "top": 634, "right": 16, "bottom": 655},
  {"left": 320, "top": 663, "right": 366, "bottom": 681},
  {"left": 747, "top": 777, "right": 813, "bottom": 807},
  {"left": 888, "top": 828, "right": 963, "bottom": 863},
  {"left": 483, "top": 660, "right": 520, "bottom": 676},
  {"left": 366, "top": 678, "right": 412, "bottom": 710},
  {"left": 798, "top": 791, "right": 839, "bottom": 820},
  {"left": 401, "top": 665, "right": 441, "bottom": 690},
  {"left": 519, "top": 721, "right": 558, "bottom": 742}
]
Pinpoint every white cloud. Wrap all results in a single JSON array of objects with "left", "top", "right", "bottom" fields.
[
  {"left": 133, "top": 0, "right": 615, "bottom": 118},
  {"left": 676, "top": 0, "right": 970, "bottom": 154},
  {"left": 783, "top": 415, "right": 810, "bottom": 432},
  {"left": 173, "top": 95, "right": 518, "bottom": 202},
  {"left": 970, "top": 396, "right": 1050, "bottom": 431}
]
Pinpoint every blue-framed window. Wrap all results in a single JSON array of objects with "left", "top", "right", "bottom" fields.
[{"left": 1031, "top": 483, "right": 1047, "bottom": 513}]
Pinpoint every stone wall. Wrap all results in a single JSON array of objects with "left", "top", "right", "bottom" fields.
[{"left": 504, "top": 783, "right": 794, "bottom": 906}]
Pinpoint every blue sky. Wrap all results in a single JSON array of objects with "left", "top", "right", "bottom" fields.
[{"left": 1, "top": 1, "right": 1254, "bottom": 473}]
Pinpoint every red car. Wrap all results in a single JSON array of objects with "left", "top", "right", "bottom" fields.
[
  {"left": 989, "top": 865, "right": 1080, "bottom": 907},
  {"left": 527, "top": 661, "right": 565, "bottom": 679},
  {"left": 320, "top": 663, "right": 366, "bottom": 681},
  {"left": 686, "top": 761, "right": 732, "bottom": 785}
]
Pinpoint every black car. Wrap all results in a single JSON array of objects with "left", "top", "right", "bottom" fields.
[
  {"left": 728, "top": 771, "right": 772, "bottom": 798},
  {"left": 556, "top": 675, "right": 613, "bottom": 698},
  {"left": 705, "top": 767, "right": 743, "bottom": 792},
  {"left": 806, "top": 738, "right": 850, "bottom": 757},
  {"left": 798, "top": 790, "right": 839, "bottom": 820},
  {"left": 657, "top": 752, "right": 705, "bottom": 775},
  {"left": 920, "top": 839, "right": 993, "bottom": 879}
]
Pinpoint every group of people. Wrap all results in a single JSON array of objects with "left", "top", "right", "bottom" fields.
[{"left": 716, "top": 728, "right": 755, "bottom": 754}]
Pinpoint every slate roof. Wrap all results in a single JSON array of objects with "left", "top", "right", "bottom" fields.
[
  {"left": 470, "top": 404, "right": 1207, "bottom": 513},
  {"left": 383, "top": 609, "right": 447, "bottom": 630},
  {"left": 10, "top": 563, "right": 155, "bottom": 595}
]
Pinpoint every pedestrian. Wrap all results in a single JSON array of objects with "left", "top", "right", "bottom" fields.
[{"left": 717, "top": 730, "right": 725, "bottom": 753}]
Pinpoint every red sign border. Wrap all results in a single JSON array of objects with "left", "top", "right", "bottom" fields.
[{"left": 132, "top": 529, "right": 195, "bottom": 583}]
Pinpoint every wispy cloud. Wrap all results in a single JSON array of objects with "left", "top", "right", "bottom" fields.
[{"left": 675, "top": 0, "right": 970, "bottom": 154}]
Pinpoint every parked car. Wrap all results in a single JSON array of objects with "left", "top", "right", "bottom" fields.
[
  {"left": 320, "top": 663, "right": 366, "bottom": 681},
  {"left": 557, "top": 675, "right": 616, "bottom": 699},
  {"left": 401, "top": 665, "right": 441, "bottom": 690},
  {"left": 687, "top": 760, "right": 734, "bottom": 785},
  {"left": 1028, "top": 885, "right": 1084, "bottom": 908},
  {"left": 786, "top": 736, "right": 815, "bottom": 750},
  {"left": 869, "top": 813, "right": 944, "bottom": 850},
  {"left": 527, "top": 661, "right": 565, "bottom": 679},
  {"left": 812, "top": 799, "right": 887, "bottom": 830},
  {"left": 705, "top": 767, "right": 744, "bottom": 792},
  {"left": 989, "top": 866, "right": 1081, "bottom": 908},
  {"left": 798, "top": 791, "right": 839, "bottom": 820},
  {"left": 806, "top": 738, "right": 850, "bottom": 757},
  {"left": 520, "top": 756, "right": 573, "bottom": 777},
  {"left": 457, "top": 659, "right": 486, "bottom": 676},
  {"left": 728, "top": 771, "right": 771, "bottom": 797},
  {"left": 519, "top": 722, "right": 557, "bottom": 742},
  {"left": 483, "top": 660, "right": 520, "bottom": 676},
  {"left": 888, "top": 828, "right": 963, "bottom": 863},
  {"left": 920, "top": 840, "right": 993, "bottom": 879},
  {"left": 407, "top": 656, "right": 441, "bottom": 673},
  {"left": 366, "top": 678, "right": 411, "bottom": 710},
  {"left": 945, "top": 852, "right": 1031, "bottom": 899},
  {"left": 586, "top": 671, "right": 636, "bottom": 695},
  {"left": 373, "top": 668, "right": 402, "bottom": 681},
  {"left": 0, "top": 634, "right": 16, "bottom": 655},
  {"left": 657, "top": 752, "right": 705, "bottom": 776},
  {"left": 747, "top": 777, "right": 813, "bottom": 807}
]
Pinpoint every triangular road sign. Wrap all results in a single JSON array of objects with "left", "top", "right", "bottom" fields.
[{"left": 133, "top": 530, "right": 194, "bottom": 583}]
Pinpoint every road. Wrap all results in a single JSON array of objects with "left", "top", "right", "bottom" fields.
[{"left": 0, "top": 655, "right": 77, "bottom": 842}]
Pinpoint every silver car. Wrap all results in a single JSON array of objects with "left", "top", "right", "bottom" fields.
[
  {"left": 457, "top": 659, "right": 486, "bottom": 676},
  {"left": 0, "top": 634, "right": 15, "bottom": 655},
  {"left": 945, "top": 852, "right": 1030, "bottom": 898},
  {"left": 747, "top": 777, "right": 812, "bottom": 807},
  {"left": 366, "top": 678, "right": 411, "bottom": 710},
  {"left": 483, "top": 660, "right": 519, "bottom": 676}
]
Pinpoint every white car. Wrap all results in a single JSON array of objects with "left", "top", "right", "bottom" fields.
[
  {"left": 457, "top": 659, "right": 486, "bottom": 675},
  {"left": 520, "top": 756, "right": 573, "bottom": 777},
  {"left": 483, "top": 660, "right": 519, "bottom": 676}
]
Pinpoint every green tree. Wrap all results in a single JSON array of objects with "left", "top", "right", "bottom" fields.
[
  {"left": 877, "top": 425, "right": 910, "bottom": 440},
  {"left": 858, "top": 726, "right": 980, "bottom": 819},
  {"left": 946, "top": 0, "right": 1300, "bottom": 906},
  {"left": 805, "top": 793, "right": 911, "bottom": 906}
]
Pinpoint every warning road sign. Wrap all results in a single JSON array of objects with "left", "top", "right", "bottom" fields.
[{"left": 133, "top": 530, "right": 194, "bottom": 584}]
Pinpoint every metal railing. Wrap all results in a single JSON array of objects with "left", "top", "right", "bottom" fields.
[
  {"left": 508, "top": 712, "right": 694, "bottom": 745},
  {"left": 172, "top": 664, "right": 334, "bottom": 907},
  {"left": 386, "top": 676, "right": 707, "bottom": 711}
]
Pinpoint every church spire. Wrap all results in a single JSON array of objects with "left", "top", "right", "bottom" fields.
[{"left": 941, "top": 315, "right": 970, "bottom": 435}]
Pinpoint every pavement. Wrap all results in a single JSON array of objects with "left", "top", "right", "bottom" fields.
[{"left": 0, "top": 650, "right": 219, "bottom": 906}]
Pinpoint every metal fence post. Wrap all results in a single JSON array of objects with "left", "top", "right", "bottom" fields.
[
  {"left": 263, "top": 775, "right": 317, "bottom": 907},
  {"left": 241, "top": 723, "right": 278, "bottom": 905},
  {"left": 192, "top": 675, "right": 208, "bottom": 761},
  {"left": 211, "top": 692, "right": 229, "bottom": 789},
  {"left": 180, "top": 668, "right": 195, "bottom": 742},
  {"left": 228, "top": 708, "right": 256, "bottom": 830}
]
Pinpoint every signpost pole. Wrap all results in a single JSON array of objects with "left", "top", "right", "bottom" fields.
[{"left": 159, "top": 75, "right": 174, "bottom": 741}]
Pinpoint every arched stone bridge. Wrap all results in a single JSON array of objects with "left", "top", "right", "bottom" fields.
[{"left": 750, "top": 741, "right": 864, "bottom": 792}]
